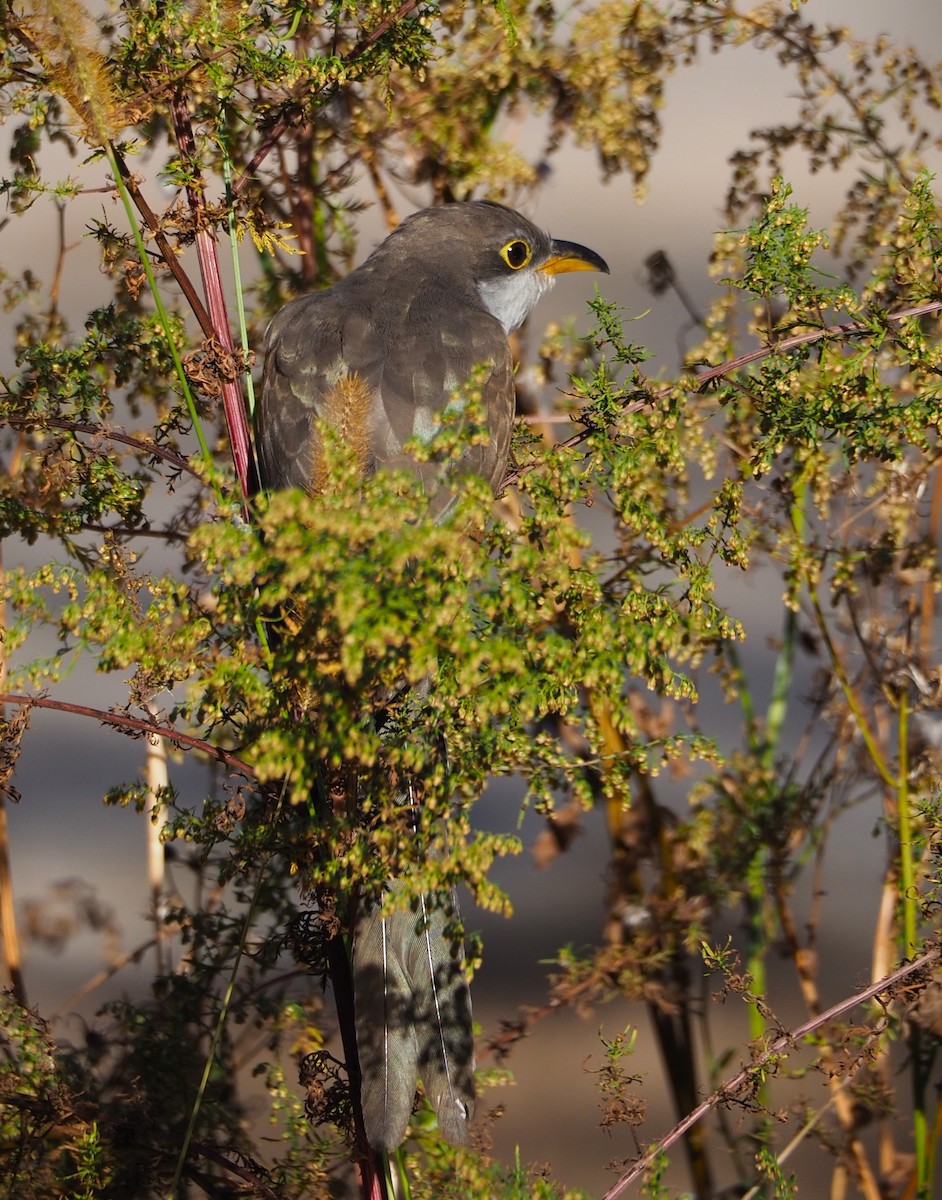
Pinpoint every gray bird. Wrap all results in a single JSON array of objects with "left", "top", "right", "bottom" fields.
[{"left": 257, "top": 200, "right": 609, "bottom": 1149}]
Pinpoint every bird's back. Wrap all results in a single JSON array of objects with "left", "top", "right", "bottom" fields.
[{"left": 257, "top": 262, "right": 515, "bottom": 507}]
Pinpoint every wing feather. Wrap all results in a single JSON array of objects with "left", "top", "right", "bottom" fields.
[{"left": 257, "top": 283, "right": 515, "bottom": 501}]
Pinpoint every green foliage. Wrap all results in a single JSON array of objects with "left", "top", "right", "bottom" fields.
[
  {"left": 734, "top": 177, "right": 853, "bottom": 313},
  {"left": 2, "top": 0, "right": 942, "bottom": 1197},
  {"left": 753, "top": 1146, "right": 798, "bottom": 1200},
  {"left": 405, "top": 1143, "right": 591, "bottom": 1200}
]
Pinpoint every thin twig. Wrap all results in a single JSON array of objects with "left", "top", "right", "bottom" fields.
[
  {"left": 691, "top": 300, "right": 942, "bottom": 390},
  {"left": 739, "top": 1089, "right": 841, "bottom": 1200},
  {"left": 52, "top": 933, "right": 162, "bottom": 1017},
  {"left": 502, "top": 298, "right": 942, "bottom": 490},
  {"left": 1, "top": 414, "right": 201, "bottom": 478},
  {"left": 0, "top": 693, "right": 254, "bottom": 778},
  {"left": 110, "top": 151, "right": 216, "bottom": 338},
  {"left": 230, "top": 0, "right": 423, "bottom": 197},
  {"left": 187, "top": 1142, "right": 281, "bottom": 1200},
  {"left": 599, "top": 947, "right": 940, "bottom": 1200}
]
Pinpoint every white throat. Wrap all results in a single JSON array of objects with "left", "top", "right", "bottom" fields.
[{"left": 476, "top": 270, "right": 554, "bottom": 334}]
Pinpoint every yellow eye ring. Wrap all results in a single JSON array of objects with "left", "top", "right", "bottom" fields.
[{"left": 500, "top": 239, "right": 532, "bottom": 270}]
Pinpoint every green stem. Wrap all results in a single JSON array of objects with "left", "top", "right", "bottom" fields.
[
  {"left": 390, "top": 1146, "right": 412, "bottom": 1200},
  {"left": 898, "top": 694, "right": 930, "bottom": 1197},
  {"left": 167, "top": 92, "right": 253, "bottom": 496},
  {"left": 763, "top": 480, "right": 804, "bottom": 768},
  {"left": 220, "top": 127, "right": 258, "bottom": 420},
  {"left": 806, "top": 582, "right": 896, "bottom": 789},
  {"left": 726, "top": 642, "right": 756, "bottom": 734},
  {"left": 738, "top": 482, "right": 803, "bottom": 1197},
  {"left": 897, "top": 694, "right": 916, "bottom": 958},
  {"left": 744, "top": 864, "right": 769, "bottom": 1048}
]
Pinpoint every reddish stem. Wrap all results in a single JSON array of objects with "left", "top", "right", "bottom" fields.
[
  {"left": 168, "top": 92, "right": 255, "bottom": 497},
  {"left": 0, "top": 692, "right": 254, "bottom": 778}
]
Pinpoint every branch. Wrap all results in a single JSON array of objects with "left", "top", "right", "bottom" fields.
[
  {"left": 110, "top": 151, "right": 216, "bottom": 338},
  {"left": 0, "top": 693, "right": 254, "bottom": 778},
  {"left": 690, "top": 299, "right": 942, "bottom": 389},
  {"left": 599, "top": 946, "right": 941, "bottom": 1200},
  {"left": 502, "top": 298, "right": 942, "bottom": 490},
  {"left": 2, "top": 414, "right": 201, "bottom": 478},
  {"left": 188, "top": 1141, "right": 281, "bottom": 1200},
  {"left": 230, "top": 0, "right": 423, "bottom": 198}
]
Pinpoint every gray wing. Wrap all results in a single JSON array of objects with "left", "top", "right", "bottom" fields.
[
  {"left": 256, "top": 278, "right": 516, "bottom": 504},
  {"left": 256, "top": 290, "right": 367, "bottom": 494}
]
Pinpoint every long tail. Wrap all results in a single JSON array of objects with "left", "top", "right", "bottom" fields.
[{"left": 353, "top": 885, "right": 475, "bottom": 1150}]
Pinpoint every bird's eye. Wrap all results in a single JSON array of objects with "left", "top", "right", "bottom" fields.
[{"left": 500, "top": 239, "right": 532, "bottom": 270}]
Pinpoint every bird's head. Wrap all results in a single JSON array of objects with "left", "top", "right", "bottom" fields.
[{"left": 379, "top": 201, "right": 610, "bottom": 334}]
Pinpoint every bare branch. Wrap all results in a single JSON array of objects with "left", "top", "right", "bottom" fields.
[
  {"left": 2, "top": 414, "right": 202, "bottom": 478},
  {"left": 600, "top": 947, "right": 941, "bottom": 1200},
  {"left": 0, "top": 693, "right": 254, "bottom": 778}
]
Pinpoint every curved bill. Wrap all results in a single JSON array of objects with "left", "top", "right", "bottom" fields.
[{"left": 541, "top": 238, "right": 610, "bottom": 277}]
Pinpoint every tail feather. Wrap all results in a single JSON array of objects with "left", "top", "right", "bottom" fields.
[
  {"left": 353, "top": 886, "right": 474, "bottom": 1149},
  {"left": 407, "top": 891, "right": 475, "bottom": 1144},
  {"left": 353, "top": 903, "right": 420, "bottom": 1150}
]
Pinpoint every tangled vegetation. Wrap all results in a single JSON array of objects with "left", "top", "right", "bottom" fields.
[{"left": 1, "top": 1, "right": 941, "bottom": 1196}]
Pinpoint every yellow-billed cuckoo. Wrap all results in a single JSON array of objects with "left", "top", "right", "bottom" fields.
[{"left": 257, "top": 200, "right": 609, "bottom": 1149}]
